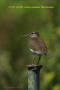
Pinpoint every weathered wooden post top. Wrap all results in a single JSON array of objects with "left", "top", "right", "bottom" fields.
[{"left": 27, "top": 64, "right": 43, "bottom": 90}]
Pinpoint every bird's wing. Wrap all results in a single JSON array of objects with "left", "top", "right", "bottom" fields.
[{"left": 38, "top": 39, "right": 47, "bottom": 56}]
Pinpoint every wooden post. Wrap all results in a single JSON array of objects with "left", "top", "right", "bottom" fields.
[{"left": 27, "top": 65, "right": 43, "bottom": 90}]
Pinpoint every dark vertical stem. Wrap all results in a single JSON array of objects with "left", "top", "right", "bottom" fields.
[{"left": 37, "top": 55, "right": 41, "bottom": 64}]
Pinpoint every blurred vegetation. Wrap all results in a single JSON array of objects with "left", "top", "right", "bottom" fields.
[{"left": 0, "top": 0, "right": 60, "bottom": 90}]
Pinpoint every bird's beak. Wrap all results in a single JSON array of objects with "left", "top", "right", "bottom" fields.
[{"left": 24, "top": 34, "right": 30, "bottom": 38}]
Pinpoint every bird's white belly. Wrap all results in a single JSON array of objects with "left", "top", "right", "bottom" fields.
[{"left": 29, "top": 48, "right": 41, "bottom": 55}]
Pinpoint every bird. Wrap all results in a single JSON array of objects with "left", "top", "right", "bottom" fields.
[{"left": 25, "top": 32, "right": 47, "bottom": 64}]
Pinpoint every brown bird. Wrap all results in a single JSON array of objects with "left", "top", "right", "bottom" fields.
[{"left": 25, "top": 32, "right": 47, "bottom": 64}]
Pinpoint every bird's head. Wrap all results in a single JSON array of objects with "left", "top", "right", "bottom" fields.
[{"left": 24, "top": 32, "right": 40, "bottom": 39}]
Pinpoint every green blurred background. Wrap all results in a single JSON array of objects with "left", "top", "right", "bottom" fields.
[{"left": 0, "top": 0, "right": 60, "bottom": 90}]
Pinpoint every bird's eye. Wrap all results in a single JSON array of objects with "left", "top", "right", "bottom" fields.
[{"left": 32, "top": 32, "right": 35, "bottom": 34}]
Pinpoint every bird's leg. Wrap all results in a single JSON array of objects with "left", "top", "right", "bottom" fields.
[
  {"left": 37, "top": 55, "right": 41, "bottom": 64},
  {"left": 32, "top": 56, "right": 35, "bottom": 65}
]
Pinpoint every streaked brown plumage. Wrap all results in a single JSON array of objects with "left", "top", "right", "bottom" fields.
[
  {"left": 29, "top": 37, "right": 47, "bottom": 56},
  {"left": 25, "top": 32, "right": 47, "bottom": 64},
  {"left": 28, "top": 32, "right": 47, "bottom": 56}
]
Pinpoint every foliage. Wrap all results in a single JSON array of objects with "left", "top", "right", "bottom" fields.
[{"left": 0, "top": 0, "right": 60, "bottom": 90}]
